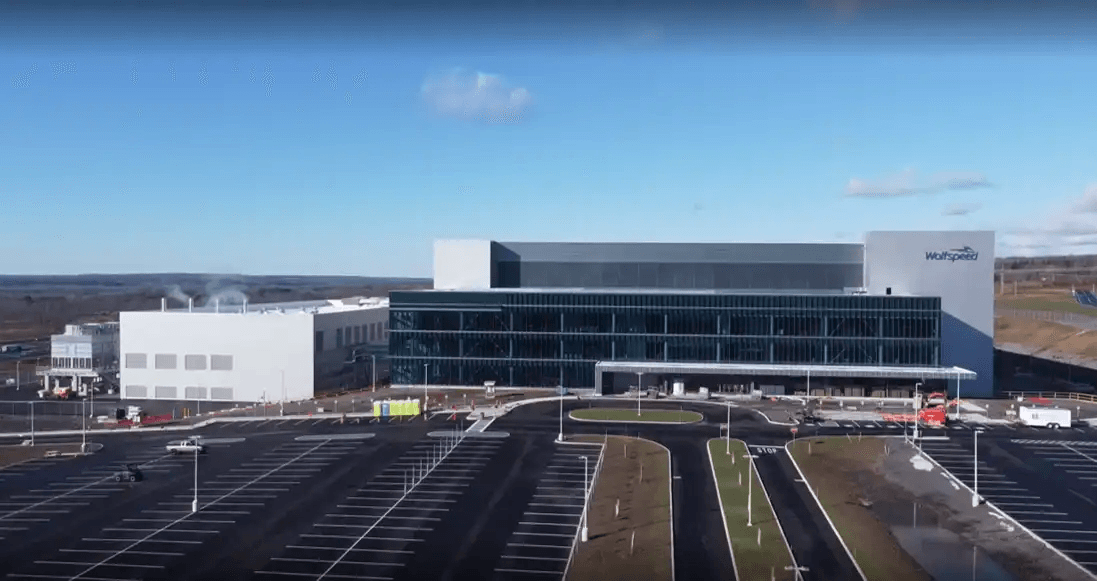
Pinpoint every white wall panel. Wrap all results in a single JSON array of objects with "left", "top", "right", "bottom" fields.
[
  {"left": 120, "top": 311, "right": 314, "bottom": 403},
  {"left": 864, "top": 231, "right": 995, "bottom": 396},
  {"left": 434, "top": 239, "right": 492, "bottom": 290}
]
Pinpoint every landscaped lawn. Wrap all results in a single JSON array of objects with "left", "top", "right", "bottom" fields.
[
  {"left": 708, "top": 439, "right": 796, "bottom": 581},
  {"left": 569, "top": 408, "right": 703, "bottom": 423}
]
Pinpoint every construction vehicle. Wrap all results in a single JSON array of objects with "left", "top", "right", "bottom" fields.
[{"left": 36, "top": 386, "right": 74, "bottom": 400}]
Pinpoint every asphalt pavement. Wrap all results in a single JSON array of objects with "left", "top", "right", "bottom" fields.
[{"left": 16, "top": 396, "right": 1085, "bottom": 581}]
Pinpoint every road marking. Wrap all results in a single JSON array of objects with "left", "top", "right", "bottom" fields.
[
  {"left": 495, "top": 568, "right": 561, "bottom": 575},
  {"left": 63, "top": 441, "right": 331, "bottom": 580}
]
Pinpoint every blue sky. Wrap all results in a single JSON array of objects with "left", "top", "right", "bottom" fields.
[{"left": 4, "top": 4, "right": 1097, "bottom": 276}]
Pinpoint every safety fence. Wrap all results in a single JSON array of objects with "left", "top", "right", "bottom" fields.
[
  {"left": 996, "top": 308, "right": 1097, "bottom": 331},
  {"left": 1002, "top": 391, "right": 1097, "bottom": 404}
]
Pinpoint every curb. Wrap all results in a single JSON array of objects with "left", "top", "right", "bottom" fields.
[
  {"left": 649, "top": 438, "right": 677, "bottom": 581},
  {"left": 910, "top": 439, "right": 1097, "bottom": 581},
  {"left": 783, "top": 439, "right": 868, "bottom": 581},
  {"left": 568, "top": 410, "right": 703, "bottom": 425}
]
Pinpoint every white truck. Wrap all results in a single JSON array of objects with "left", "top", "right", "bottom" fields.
[
  {"left": 1019, "top": 406, "right": 1071, "bottom": 429},
  {"left": 165, "top": 436, "right": 206, "bottom": 455}
]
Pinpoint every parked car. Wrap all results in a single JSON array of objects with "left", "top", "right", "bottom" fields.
[{"left": 166, "top": 436, "right": 206, "bottom": 455}]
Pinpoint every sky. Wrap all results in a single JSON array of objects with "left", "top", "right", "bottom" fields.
[{"left": 3, "top": 0, "right": 1097, "bottom": 277}]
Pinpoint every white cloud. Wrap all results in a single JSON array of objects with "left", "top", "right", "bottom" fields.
[
  {"left": 420, "top": 69, "right": 532, "bottom": 125},
  {"left": 1071, "top": 184, "right": 1097, "bottom": 213},
  {"left": 845, "top": 169, "right": 992, "bottom": 198},
  {"left": 941, "top": 202, "right": 982, "bottom": 217},
  {"left": 998, "top": 184, "right": 1097, "bottom": 256}
]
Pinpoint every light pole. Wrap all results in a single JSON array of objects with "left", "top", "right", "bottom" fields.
[
  {"left": 423, "top": 363, "right": 429, "bottom": 413},
  {"left": 557, "top": 390, "right": 564, "bottom": 442},
  {"left": 30, "top": 401, "right": 35, "bottom": 446},
  {"left": 744, "top": 452, "right": 758, "bottom": 526},
  {"left": 726, "top": 399, "right": 731, "bottom": 455},
  {"left": 955, "top": 370, "right": 961, "bottom": 422},
  {"left": 191, "top": 448, "right": 199, "bottom": 513},
  {"left": 913, "top": 382, "right": 922, "bottom": 441},
  {"left": 637, "top": 372, "right": 643, "bottom": 417},
  {"left": 972, "top": 429, "right": 981, "bottom": 507},
  {"left": 280, "top": 370, "right": 285, "bottom": 416},
  {"left": 15, "top": 360, "right": 19, "bottom": 391},
  {"left": 371, "top": 355, "right": 377, "bottom": 393},
  {"left": 580, "top": 455, "right": 590, "bottom": 542},
  {"left": 82, "top": 395, "right": 87, "bottom": 453}
]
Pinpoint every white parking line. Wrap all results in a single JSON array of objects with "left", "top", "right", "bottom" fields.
[
  {"left": 59, "top": 440, "right": 332, "bottom": 580},
  {"left": 496, "top": 567, "right": 562, "bottom": 575}
]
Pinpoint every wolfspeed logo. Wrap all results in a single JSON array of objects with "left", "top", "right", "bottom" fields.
[{"left": 926, "top": 246, "right": 979, "bottom": 262}]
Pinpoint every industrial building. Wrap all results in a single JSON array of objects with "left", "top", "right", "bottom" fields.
[
  {"left": 120, "top": 297, "right": 389, "bottom": 403},
  {"left": 388, "top": 231, "right": 994, "bottom": 398},
  {"left": 37, "top": 322, "right": 121, "bottom": 397}
]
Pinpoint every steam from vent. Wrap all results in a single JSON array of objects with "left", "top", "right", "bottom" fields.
[
  {"left": 205, "top": 289, "right": 248, "bottom": 307},
  {"left": 166, "top": 285, "right": 191, "bottom": 305},
  {"left": 201, "top": 276, "right": 249, "bottom": 308}
]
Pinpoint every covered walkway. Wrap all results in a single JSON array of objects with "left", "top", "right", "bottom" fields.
[{"left": 593, "top": 361, "right": 977, "bottom": 397}]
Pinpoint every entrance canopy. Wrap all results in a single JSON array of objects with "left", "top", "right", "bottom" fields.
[{"left": 593, "top": 361, "right": 976, "bottom": 394}]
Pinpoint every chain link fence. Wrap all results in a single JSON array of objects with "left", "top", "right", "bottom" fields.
[{"left": 996, "top": 308, "right": 1097, "bottom": 331}]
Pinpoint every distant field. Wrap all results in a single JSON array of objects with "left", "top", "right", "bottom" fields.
[{"left": 997, "top": 295, "right": 1097, "bottom": 316}]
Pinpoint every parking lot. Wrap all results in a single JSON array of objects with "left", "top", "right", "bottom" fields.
[
  {"left": 5, "top": 435, "right": 374, "bottom": 580},
  {"left": 493, "top": 441, "right": 600, "bottom": 581},
  {"left": 921, "top": 435, "right": 1097, "bottom": 574},
  {"left": 254, "top": 433, "right": 503, "bottom": 581}
]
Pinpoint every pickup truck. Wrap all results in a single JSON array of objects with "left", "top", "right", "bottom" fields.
[{"left": 165, "top": 437, "right": 206, "bottom": 455}]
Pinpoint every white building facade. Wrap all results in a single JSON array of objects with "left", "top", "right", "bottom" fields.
[
  {"left": 119, "top": 297, "right": 389, "bottom": 403},
  {"left": 39, "top": 322, "right": 121, "bottom": 396}
]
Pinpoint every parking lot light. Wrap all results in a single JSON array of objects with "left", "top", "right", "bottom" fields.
[
  {"left": 972, "top": 429, "right": 981, "bottom": 508},
  {"left": 192, "top": 448, "right": 199, "bottom": 513},
  {"left": 579, "top": 455, "right": 590, "bottom": 543},
  {"left": 744, "top": 453, "right": 759, "bottom": 526}
]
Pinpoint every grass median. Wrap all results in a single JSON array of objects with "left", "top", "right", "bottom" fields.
[
  {"left": 567, "top": 435, "right": 673, "bottom": 581},
  {"left": 788, "top": 437, "right": 930, "bottom": 581},
  {"left": 708, "top": 439, "right": 795, "bottom": 581},
  {"left": 569, "top": 408, "right": 702, "bottom": 423}
]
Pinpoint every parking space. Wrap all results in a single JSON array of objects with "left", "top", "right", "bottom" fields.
[
  {"left": 0, "top": 455, "right": 77, "bottom": 483},
  {"left": 493, "top": 441, "right": 601, "bottom": 581},
  {"left": 5, "top": 437, "right": 368, "bottom": 581},
  {"left": 0, "top": 444, "right": 193, "bottom": 543},
  {"left": 253, "top": 432, "right": 503, "bottom": 581},
  {"left": 921, "top": 437, "right": 1097, "bottom": 574}
]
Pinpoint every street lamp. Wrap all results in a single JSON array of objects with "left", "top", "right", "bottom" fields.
[
  {"left": 557, "top": 390, "right": 564, "bottom": 442},
  {"left": 726, "top": 399, "right": 731, "bottom": 455},
  {"left": 744, "top": 452, "right": 759, "bottom": 526},
  {"left": 30, "top": 401, "right": 35, "bottom": 446},
  {"left": 82, "top": 395, "right": 87, "bottom": 453},
  {"left": 972, "top": 428, "right": 982, "bottom": 508},
  {"left": 913, "top": 382, "right": 923, "bottom": 441},
  {"left": 371, "top": 355, "right": 377, "bottom": 393},
  {"left": 280, "top": 370, "right": 285, "bottom": 416},
  {"left": 580, "top": 455, "right": 590, "bottom": 542},
  {"left": 191, "top": 448, "right": 199, "bottom": 513},
  {"left": 423, "top": 363, "right": 429, "bottom": 417},
  {"left": 637, "top": 372, "right": 643, "bottom": 417},
  {"left": 955, "top": 370, "right": 961, "bottom": 422}
]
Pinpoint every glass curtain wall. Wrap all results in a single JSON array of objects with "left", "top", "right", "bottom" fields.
[{"left": 389, "top": 291, "right": 941, "bottom": 388}]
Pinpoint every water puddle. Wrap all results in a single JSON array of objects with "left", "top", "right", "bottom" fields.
[{"left": 892, "top": 525, "right": 1019, "bottom": 581}]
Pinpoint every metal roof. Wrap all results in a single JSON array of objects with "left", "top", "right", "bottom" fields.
[
  {"left": 152, "top": 296, "right": 388, "bottom": 316},
  {"left": 594, "top": 361, "right": 976, "bottom": 380}
]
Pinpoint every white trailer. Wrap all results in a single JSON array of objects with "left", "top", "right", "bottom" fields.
[{"left": 1019, "top": 406, "right": 1071, "bottom": 428}]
